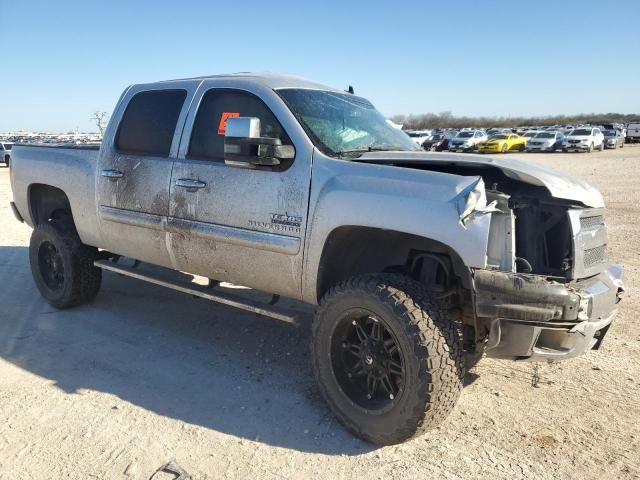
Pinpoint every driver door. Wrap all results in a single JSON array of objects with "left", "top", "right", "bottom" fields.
[{"left": 167, "top": 84, "right": 313, "bottom": 299}]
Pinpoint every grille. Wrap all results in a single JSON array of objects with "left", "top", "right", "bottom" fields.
[
  {"left": 580, "top": 215, "right": 604, "bottom": 229},
  {"left": 583, "top": 245, "right": 607, "bottom": 268}
]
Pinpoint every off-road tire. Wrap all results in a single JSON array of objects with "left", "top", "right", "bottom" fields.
[
  {"left": 588, "top": 142, "right": 594, "bottom": 153},
  {"left": 29, "top": 217, "right": 102, "bottom": 309},
  {"left": 599, "top": 141, "right": 605, "bottom": 151},
  {"left": 311, "top": 274, "right": 464, "bottom": 445}
]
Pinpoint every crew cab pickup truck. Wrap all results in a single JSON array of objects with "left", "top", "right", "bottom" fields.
[{"left": 9, "top": 73, "right": 624, "bottom": 445}]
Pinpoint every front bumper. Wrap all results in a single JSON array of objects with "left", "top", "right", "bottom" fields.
[
  {"left": 527, "top": 144, "right": 555, "bottom": 152},
  {"left": 474, "top": 265, "right": 624, "bottom": 361},
  {"left": 565, "top": 143, "right": 591, "bottom": 150},
  {"left": 450, "top": 144, "right": 473, "bottom": 151}
]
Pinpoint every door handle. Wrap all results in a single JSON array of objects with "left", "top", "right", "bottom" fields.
[
  {"left": 101, "top": 169, "right": 124, "bottom": 179},
  {"left": 175, "top": 178, "right": 207, "bottom": 189}
]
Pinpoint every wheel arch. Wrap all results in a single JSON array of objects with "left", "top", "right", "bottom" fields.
[
  {"left": 28, "top": 183, "right": 74, "bottom": 226},
  {"left": 314, "top": 225, "right": 472, "bottom": 303}
]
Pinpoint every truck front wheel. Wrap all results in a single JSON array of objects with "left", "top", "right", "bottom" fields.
[
  {"left": 311, "top": 274, "right": 464, "bottom": 445},
  {"left": 29, "top": 217, "right": 102, "bottom": 309}
]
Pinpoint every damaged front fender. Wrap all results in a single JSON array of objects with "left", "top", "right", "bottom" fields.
[{"left": 454, "top": 177, "right": 503, "bottom": 227}]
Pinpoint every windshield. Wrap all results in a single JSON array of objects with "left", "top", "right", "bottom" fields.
[
  {"left": 489, "top": 134, "right": 508, "bottom": 140},
  {"left": 535, "top": 132, "right": 555, "bottom": 139},
  {"left": 277, "top": 89, "right": 420, "bottom": 157},
  {"left": 3, "top": 143, "right": 12, "bottom": 149},
  {"left": 523, "top": 132, "right": 537, "bottom": 137},
  {"left": 457, "top": 131, "right": 474, "bottom": 138},
  {"left": 570, "top": 129, "right": 592, "bottom": 136},
  {"left": 604, "top": 130, "right": 616, "bottom": 137},
  {"left": 430, "top": 134, "right": 444, "bottom": 140}
]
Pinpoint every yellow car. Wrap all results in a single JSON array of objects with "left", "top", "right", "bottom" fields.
[{"left": 477, "top": 133, "right": 527, "bottom": 153}]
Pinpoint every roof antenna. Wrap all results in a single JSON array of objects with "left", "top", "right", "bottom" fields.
[{"left": 346, "top": 85, "right": 354, "bottom": 94}]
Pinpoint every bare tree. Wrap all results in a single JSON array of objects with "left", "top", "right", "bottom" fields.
[{"left": 91, "top": 111, "right": 109, "bottom": 136}]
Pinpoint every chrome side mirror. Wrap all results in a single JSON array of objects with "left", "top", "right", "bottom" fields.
[{"left": 224, "top": 117, "right": 294, "bottom": 168}]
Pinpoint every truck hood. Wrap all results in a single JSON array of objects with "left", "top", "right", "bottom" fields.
[{"left": 354, "top": 151, "right": 604, "bottom": 208}]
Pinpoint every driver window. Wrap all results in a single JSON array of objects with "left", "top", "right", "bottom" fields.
[{"left": 188, "top": 89, "right": 291, "bottom": 161}]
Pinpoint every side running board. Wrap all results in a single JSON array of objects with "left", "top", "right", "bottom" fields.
[{"left": 93, "top": 259, "right": 296, "bottom": 323}]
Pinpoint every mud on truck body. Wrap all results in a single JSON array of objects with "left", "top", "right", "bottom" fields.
[{"left": 9, "top": 73, "right": 624, "bottom": 445}]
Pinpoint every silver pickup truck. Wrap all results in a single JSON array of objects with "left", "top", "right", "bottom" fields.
[{"left": 9, "top": 73, "right": 624, "bottom": 445}]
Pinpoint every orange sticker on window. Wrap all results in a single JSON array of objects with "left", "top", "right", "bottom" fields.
[{"left": 218, "top": 112, "right": 240, "bottom": 135}]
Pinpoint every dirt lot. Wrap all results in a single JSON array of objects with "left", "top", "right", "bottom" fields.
[{"left": 0, "top": 147, "right": 638, "bottom": 479}]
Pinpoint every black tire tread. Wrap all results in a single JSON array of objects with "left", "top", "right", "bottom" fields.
[
  {"left": 29, "top": 218, "right": 101, "bottom": 308},
  {"left": 312, "top": 274, "right": 463, "bottom": 445}
]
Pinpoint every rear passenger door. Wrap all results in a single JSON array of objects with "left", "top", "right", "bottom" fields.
[
  {"left": 96, "top": 84, "right": 196, "bottom": 267},
  {"left": 167, "top": 83, "right": 313, "bottom": 299}
]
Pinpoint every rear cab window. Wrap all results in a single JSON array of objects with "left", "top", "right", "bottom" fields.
[
  {"left": 116, "top": 89, "right": 187, "bottom": 156},
  {"left": 187, "top": 89, "right": 292, "bottom": 167}
]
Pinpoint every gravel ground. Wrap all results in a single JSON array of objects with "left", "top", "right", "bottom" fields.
[{"left": 0, "top": 147, "right": 638, "bottom": 479}]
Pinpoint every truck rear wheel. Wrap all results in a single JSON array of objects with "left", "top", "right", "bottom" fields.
[
  {"left": 29, "top": 217, "right": 102, "bottom": 309},
  {"left": 311, "top": 274, "right": 464, "bottom": 445}
]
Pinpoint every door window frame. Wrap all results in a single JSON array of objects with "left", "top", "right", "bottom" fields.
[
  {"left": 114, "top": 89, "right": 188, "bottom": 158},
  {"left": 104, "top": 81, "right": 199, "bottom": 161},
  {"left": 177, "top": 81, "right": 313, "bottom": 172},
  {"left": 183, "top": 87, "right": 295, "bottom": 169}
]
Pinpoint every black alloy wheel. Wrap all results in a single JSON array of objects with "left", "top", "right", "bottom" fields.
[{"left": 331, "top": 310, "right": 405, "bottom": 412}]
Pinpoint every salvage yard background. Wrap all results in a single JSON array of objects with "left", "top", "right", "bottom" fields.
[{"left": 0, "top": 148, "right": 638, "bottom": 479}]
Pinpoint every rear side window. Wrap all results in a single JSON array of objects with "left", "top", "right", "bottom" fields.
[
  {"left": 116, "top": 89, "right": 187, "bottom": 156},
  {"left": 188, "top": 89, "right": 290, "bottom": 161}
]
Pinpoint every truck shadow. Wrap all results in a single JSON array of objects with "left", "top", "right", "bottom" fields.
[{"left": 0, "top": 246, "right": 373, "bottom": 455}]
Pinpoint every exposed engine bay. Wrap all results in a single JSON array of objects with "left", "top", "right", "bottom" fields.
[{"left": 376, "top": 160, "right": 598, "bottom": 281}]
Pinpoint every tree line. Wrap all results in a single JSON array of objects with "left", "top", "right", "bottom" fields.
[{"left": 390, "top": 111, "right": 640, "bottom": 130}]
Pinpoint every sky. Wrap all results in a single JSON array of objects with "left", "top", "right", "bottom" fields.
[{"left": 1, "top": 0, "right": 639, "bottom": 132}]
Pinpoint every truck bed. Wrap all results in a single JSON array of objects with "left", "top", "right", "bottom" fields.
[{"left": 10, "top": 143, "right": 102, "bottom": 247}]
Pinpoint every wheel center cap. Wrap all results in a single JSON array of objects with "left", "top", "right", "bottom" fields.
[{"left": 364, "top": 355, "right": 374, "bottom": 365}]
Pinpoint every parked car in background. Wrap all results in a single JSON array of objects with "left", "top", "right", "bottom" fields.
[
  {"left": 563, "top": 127, "right": 605, "bottom": 152},
  {"left": 477, "top": 133, "right": 526, "bottom": 153},
  {"left": 526, "top": 131, "right": 565, "bottom": 152},
  {"left": 405, "top": 130, "right": 432, "bottom": 146},
  {"left": 449, "top": 130, "right": 488, "bottom": 152},
  {"left": 422, "top": 132, "right": 455, "bottom": 151},
  {"left": 626, "top": 123, "right": 640, "bottom": 143},
  {"left": 522, "top": 130, "right": 540, "bottom": 140},
  {"left": 486, "top": 128, "right": 513, "bottom": 136},
  {"left": 603, "top": 129, "right": 625, "bottom": 149},
  {"left": 0, "top": 141, "right": 13, "bottom": 166}
]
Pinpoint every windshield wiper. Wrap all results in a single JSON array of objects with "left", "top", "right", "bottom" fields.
[{"left": 336, "top": 145, "right": 419, "bottom": 157}]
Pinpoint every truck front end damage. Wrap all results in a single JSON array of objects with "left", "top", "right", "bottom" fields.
[
  {"left": 475, "top": 266, "right": 624, "bottom": 360},
  {"left": 467, "top": 172, "right": 625, "bottom": 361},
  {"left": 356, "top": 152, "right": 625, "bottom": 361}
]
